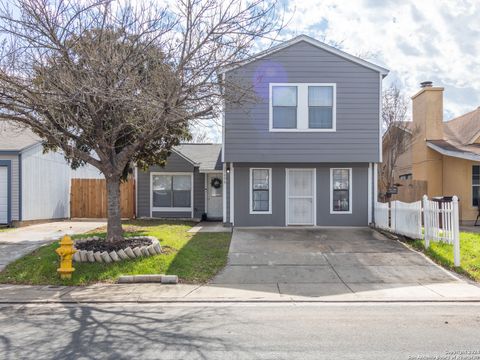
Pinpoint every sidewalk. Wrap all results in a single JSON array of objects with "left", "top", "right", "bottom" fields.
[{"left": 2, "top": 280, "right": 480, "bottom": 303}]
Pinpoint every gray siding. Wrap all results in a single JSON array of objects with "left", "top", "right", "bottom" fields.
[
  {"left": 233, "top": 163, "right": 368, "bottom": 227},
  {"left": 224, "top": 40, "right": 381, "bottom": 163},
  {"left": 136, "top": 151, "right": 205, "bottom": 219},
  {"left": 0, "top": 154, "right": 19, "bottom": 221}
]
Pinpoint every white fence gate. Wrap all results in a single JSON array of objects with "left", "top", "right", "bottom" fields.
[
  {"left": 374, "top": 195, "right": 460, "bottom": 266},
  {"left": 391, "top": 200, "right": 423, "bottom": 239},
  {"left": 374, "top": 202, "right": 389, "bottom": 230}
]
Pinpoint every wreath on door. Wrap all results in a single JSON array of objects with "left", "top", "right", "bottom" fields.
[{"left": 210, "top": 177, "right": 222, "bottom": 189}]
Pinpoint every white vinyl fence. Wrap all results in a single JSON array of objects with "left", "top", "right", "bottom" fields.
[
  {"left": 391, "top": 200, "right": 423, "bottom": 239},
  {"left": 423, "top": 195, "right": 460, "bottom": 266},
  {"left": 374, "top": 195, "right": 460, "bottom": 266},
  {"left": 374, "top": 201, "right": 389, "bottom": 230}
]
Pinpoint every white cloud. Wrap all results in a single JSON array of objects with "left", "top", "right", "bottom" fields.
[{"left": 282, "top": 0, "right": 480, "bottom": 119}]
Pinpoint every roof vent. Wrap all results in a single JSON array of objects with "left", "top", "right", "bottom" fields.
[{"left": 420, "top": 81, "right": 433, "bottom": 88}]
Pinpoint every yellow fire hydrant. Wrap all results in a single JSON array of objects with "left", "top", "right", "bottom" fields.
[{"left": 55, "top": 235, "right": 76, "bottom": 279}]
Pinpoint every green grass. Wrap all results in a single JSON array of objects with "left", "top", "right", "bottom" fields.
[
  {"left": 408, "top": 232, "right": 480, "bottom": 282},
  {"left": 0, "top": 220, "right": 231, "bottom": 286}
]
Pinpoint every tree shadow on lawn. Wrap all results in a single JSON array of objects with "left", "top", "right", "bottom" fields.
[
  {"left": 0, "top": 221, "right": 230, "bottom": 286},
  {"left": 166, "top": 232, "right": 231, "bottom": 284},
  {"left": 66, "top": 228, "right": 230, "bottom": 285}
]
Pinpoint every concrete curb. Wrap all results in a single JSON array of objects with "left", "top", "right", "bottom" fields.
[
  {"left": 117, "top": 274, "right": 178, "bottom": 284},
  {"left": 2, "top": 299, "right": 480, "bottom": 304}
]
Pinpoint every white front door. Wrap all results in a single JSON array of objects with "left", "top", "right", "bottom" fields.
[
  {"left": 207, "top": 173, "right": 223, "bottom": 219},
  {"left": 286, "top": 169, "right": 316, "bottom": 225},
  {"left": 0, "top": 167, "right": 8, "bottom": 224}
]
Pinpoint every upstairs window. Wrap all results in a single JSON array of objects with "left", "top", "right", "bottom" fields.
[
  {"left": 272, "top": 86, "right": 297, "bottom": 129},
  {"left": 308, "top": 86, "right": 334, "bottom": 129},
  {"left": 270, "top": 83, "right": 336, "bottom": 132}
]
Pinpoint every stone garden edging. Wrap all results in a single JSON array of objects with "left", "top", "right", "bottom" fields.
[{"left": 72, "top": 236, "right": 162, "bottom": 264}]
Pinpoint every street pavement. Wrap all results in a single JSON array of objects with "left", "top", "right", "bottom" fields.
[{"left": 0, "top": 302, "right": 479, "bottom": 359}]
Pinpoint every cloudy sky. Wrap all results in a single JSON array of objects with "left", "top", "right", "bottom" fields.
[
  {"left": 200, "top": 0, "right": 480, "bottom": 142},
  {"left": 279, "top": 0, "right": 480, "bottom": 120}
]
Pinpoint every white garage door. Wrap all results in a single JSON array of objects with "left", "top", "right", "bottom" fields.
[{"left": 0, "top": 166, "right": 8, "bottom": 224}]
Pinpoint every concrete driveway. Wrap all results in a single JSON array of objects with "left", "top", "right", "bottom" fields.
[
  {"left": 211, "top": 227, "right": 473, "bottom": 299},
  {"left": 0, "top": 221, "right": 105, "bottom": 271}
]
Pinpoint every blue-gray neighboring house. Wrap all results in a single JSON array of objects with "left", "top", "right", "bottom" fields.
[
  {"left": 0, "top": 121, "right": 71, "bottom": 225},
  {"left": 135, "top": 34, "right": 389, "bottom": 227}
]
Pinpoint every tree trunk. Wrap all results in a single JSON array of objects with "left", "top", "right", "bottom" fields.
[{"left": 106, "top": 176, "right": 124, "bottom": 242}]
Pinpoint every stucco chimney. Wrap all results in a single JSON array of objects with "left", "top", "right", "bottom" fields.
[
  {"left": 411, "top": 81, "right": 445, "bottom": 197},
  {"left": 411, "top": 81, "right": 444, "bottom": 140}
]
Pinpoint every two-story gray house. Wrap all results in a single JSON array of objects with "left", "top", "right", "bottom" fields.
[{"left": 136, "top": 35, "right": 388, "bottom": 227}]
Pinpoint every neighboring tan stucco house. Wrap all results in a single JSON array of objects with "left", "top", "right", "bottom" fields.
[
  {"left": 136, "top": 35, "right": 389, "bottom": 226},
  {"left": 382, "top": 82, "right": 480, "bottom": 224}
]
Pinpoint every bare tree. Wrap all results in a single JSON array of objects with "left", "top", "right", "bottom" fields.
[
  {"left": 189, "top": 126, "right": 211, "bottom": 143},
  {"left": 380, "top": 84, "right": 412, "bottom": 199},
  {"left": 0, "top": 0, "right": 284, "bottom": 241}
]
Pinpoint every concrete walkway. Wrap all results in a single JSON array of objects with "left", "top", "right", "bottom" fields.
[
  {"left": 1, "top": 280, "right": 480, "bottom": 303},
  {"left": 0, "top": 221, "right": 105, "bottom": 271},
  {"left": 187, "top": 221, "right": 232, "bottom": 233}
]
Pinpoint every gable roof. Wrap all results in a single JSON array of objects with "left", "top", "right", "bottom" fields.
[
  {"left": 175, "top": 144, "right": 222, "bottom": 171},
  {"left": 443, "top": 107, "right": 480, "bottom": 145},
  {"left": 219, "top": 34, "right": 389, "bottom": 76},
  {"left": 0, "top": 121, "right": 41, "bottom": 152},
  {"left": 423, "top": 107, "right": 480, "bottom": 161}
]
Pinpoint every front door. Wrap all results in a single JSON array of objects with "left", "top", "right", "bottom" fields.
[
  {"left": 286, "top": 169, "right": 315, "bottom": 225},
  {"left": 207, "top": 173, "right": 223, "bottom": 219}
]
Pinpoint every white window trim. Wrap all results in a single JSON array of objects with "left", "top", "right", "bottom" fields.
[
  {"left": 150, "top": 172, "right": 194, "bottom": 213},
  {"left": 285, "top": 168, "right": 317, "bottom": 226},
  {"left": 330, "top": 168, "right": 353, "bottom": 215},
  {"left": 269, "top": 83, "right": 336, "bottom": 132},
  {"left": 472, "top": 165, "right": 480, "bottom": 207},
  {"left": 249, "top": 167, "right": 272, "bottom": 215}
]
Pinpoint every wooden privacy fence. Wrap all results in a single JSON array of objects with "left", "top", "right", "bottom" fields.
[
  {"left": 70, "top": 179, "right": 135, "bottom": 219},
  {"left": 375, "top": 195, "right": 460, "bottom": 266}
]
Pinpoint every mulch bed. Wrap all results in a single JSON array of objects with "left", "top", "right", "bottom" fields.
[{"left": 75, "top": 237, "right": 154, "bottom": 253}]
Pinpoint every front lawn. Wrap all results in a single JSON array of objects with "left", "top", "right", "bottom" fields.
[
  {"left": 0, "top": 220, "right": 231, "bottom": 286},
  {"left": 408, "top": 232, "right": 480, "bottom": 282}
]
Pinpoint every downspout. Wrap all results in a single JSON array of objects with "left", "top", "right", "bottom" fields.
[{"left": 18, "top": 153, "right": 22, "bottom": 221}]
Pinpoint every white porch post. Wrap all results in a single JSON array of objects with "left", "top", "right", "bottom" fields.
[
  {"left": 368, "top": 163, "right": 373, "bottom": 224},
  {"left": 373, "top": 163, "right": 378, "bottom": 223},
  {"left": 222, "top": 163, "right": 226, "bottom": 223},
  {"left": 230, "top": 162, "right": 234, "bottom": 226}
]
